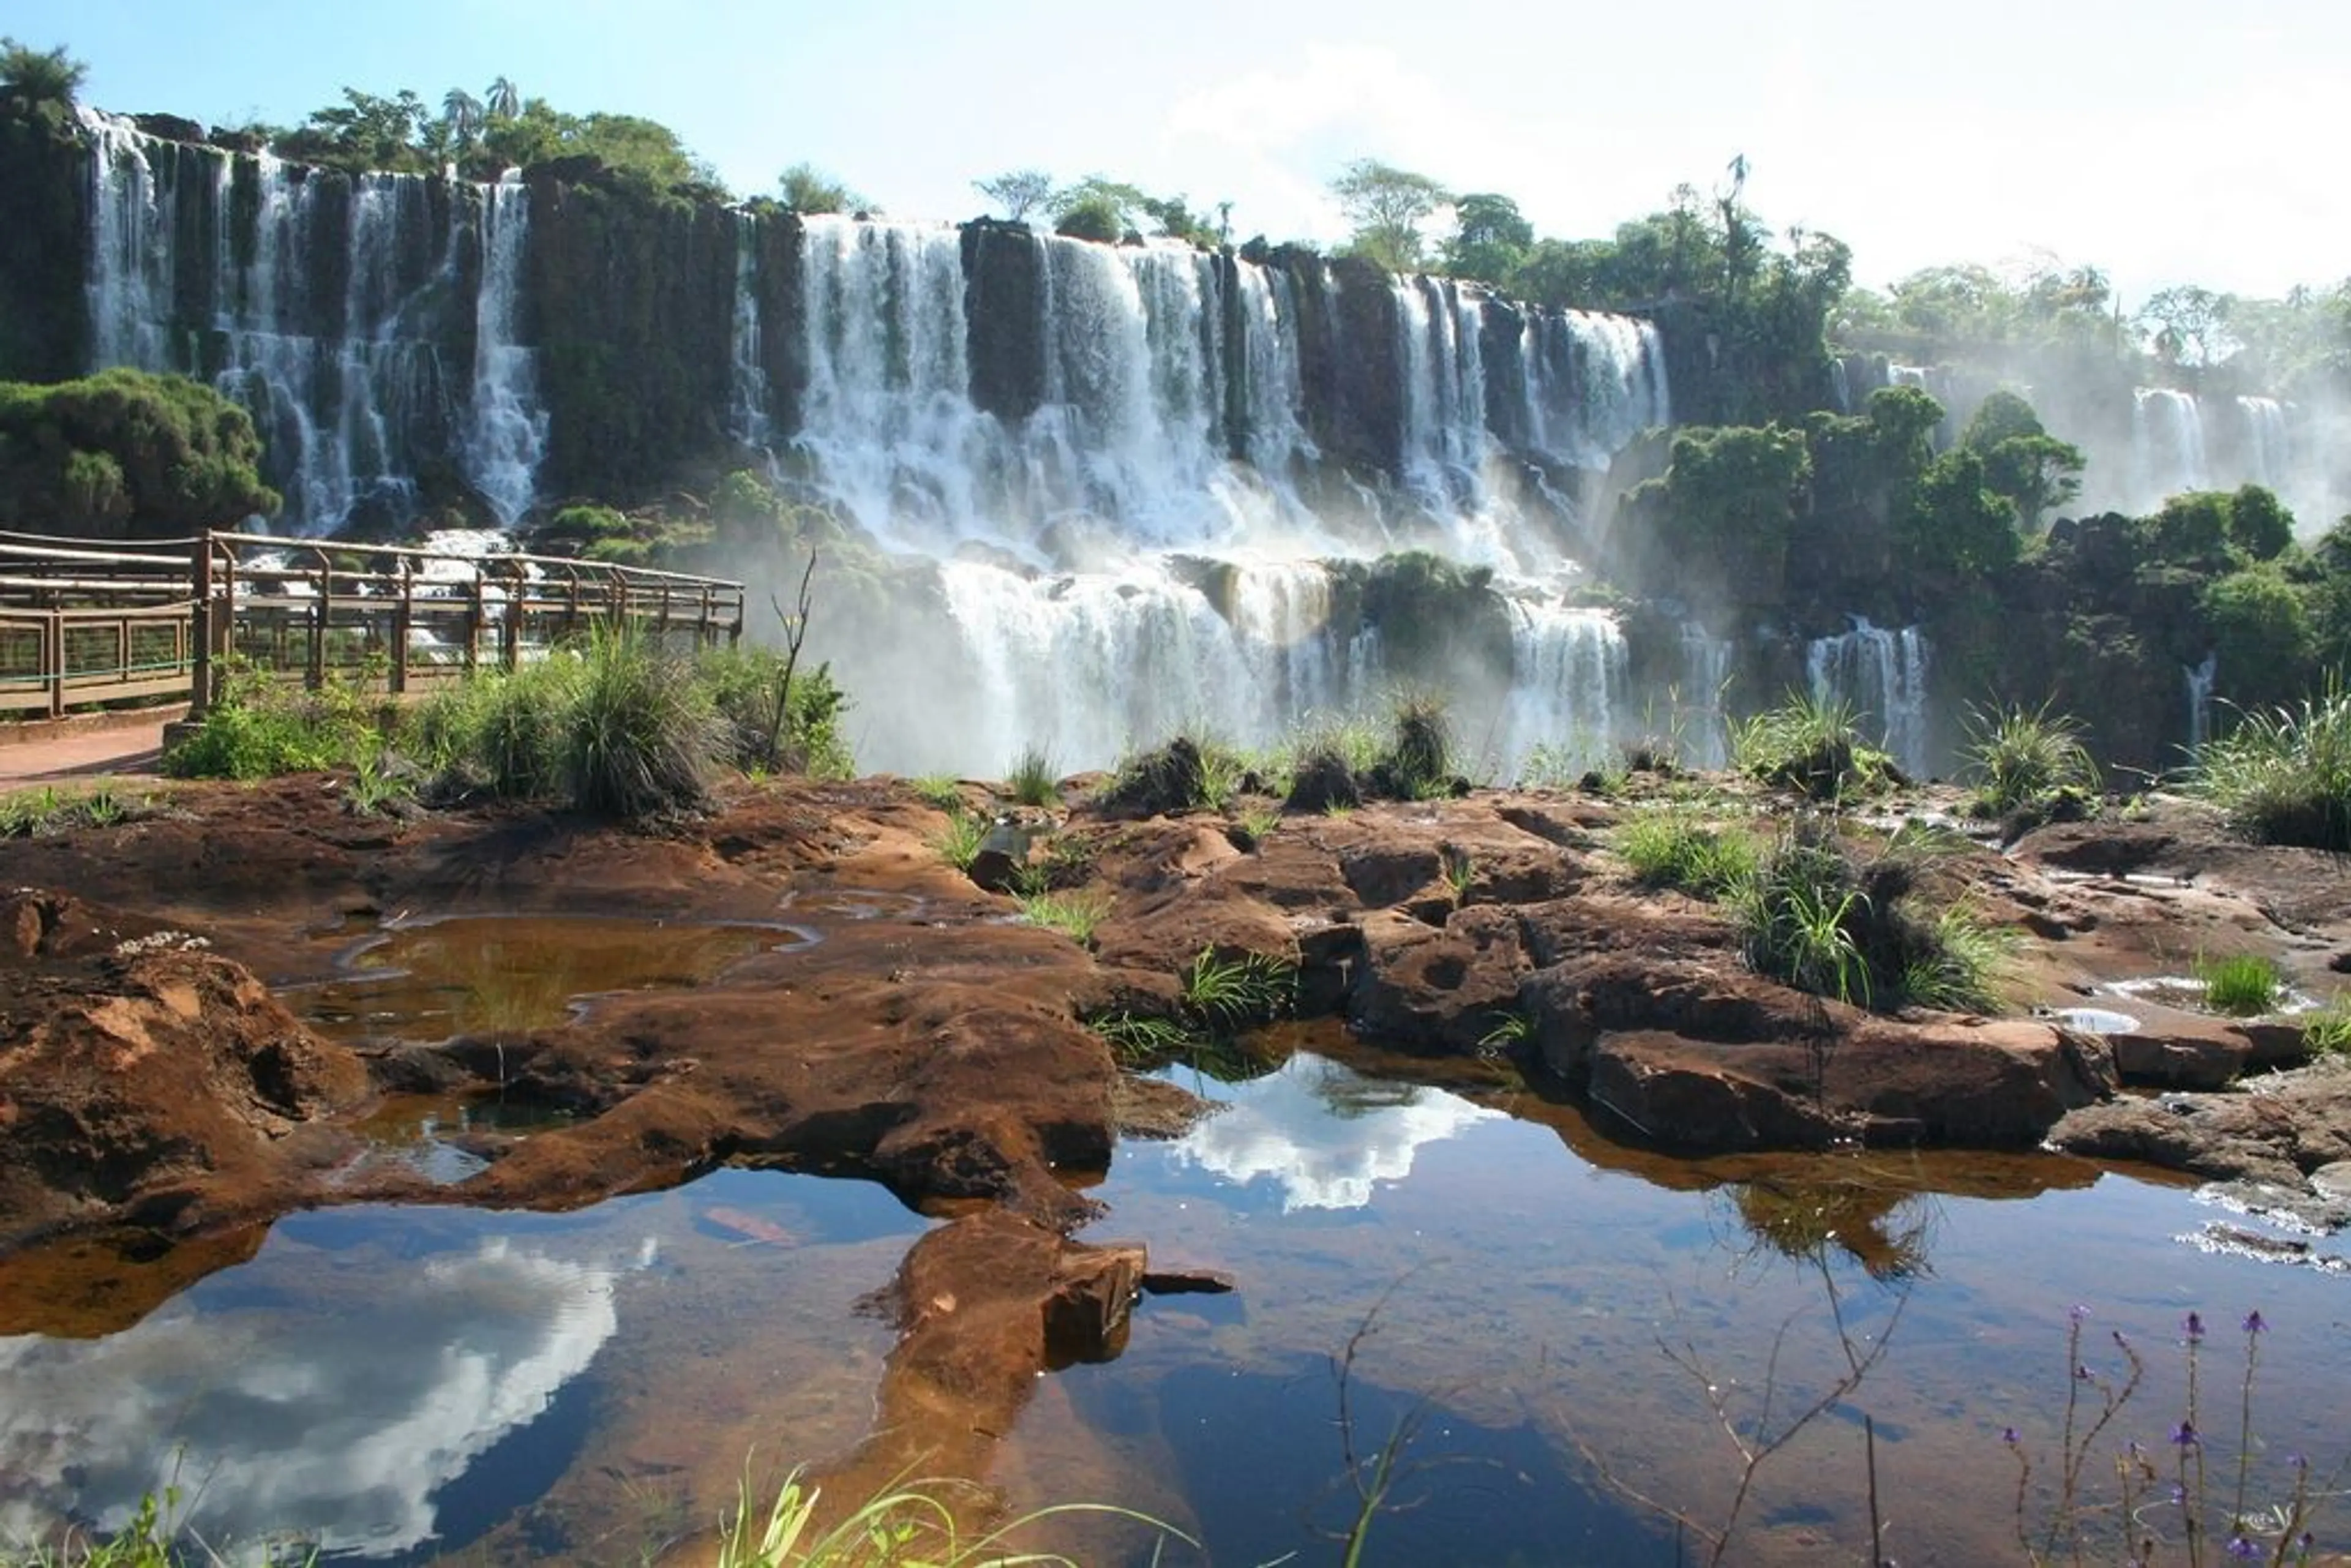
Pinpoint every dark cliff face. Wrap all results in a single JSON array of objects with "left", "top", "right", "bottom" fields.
[
  {"left": 0, "top": 105, "right": 92, "bottom": 380},
  {"left": 526, "top": 171, "right": 741, "bottom": 501},
  {"left": 961, "top": 220, "right": 1047, "bottom": 426}
]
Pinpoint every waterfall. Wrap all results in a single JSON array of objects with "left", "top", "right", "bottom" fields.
[
  {"left": 78, "top": 110, "right": 546, "bottom": 535},
  {"left": 2131, "top": 388, "right": 2209, "bottom": 506},
  {"left": 1828, "top": 356, "right": 1851, "bottom": 415},
  {"left": 465, "top": 174, "right": 546, "bottom": 525},
  {"left": 2186, "top": 655, "right": 2218, "bottom": 752},
  {"left": 2235, "top": 396, "right": 2289, "bottom": 490},
  {"left": 1521, "top": 310, "right": 1670, "bottom": 468},
  {"left": 1676, "top": 623, "right": 1733, "bottom": 770},
  {"left": 1805, "top": 618, "right": 1933, "bottom": 779},
  {"left": 1499, "top": 600, "right": 1625, "bottom": 773},
  {"left": 1231, "top": 264, "right": 1311, "bottom": 475},
  {"left": 726, "top": 212, "right": 772, "bottom": 449}
]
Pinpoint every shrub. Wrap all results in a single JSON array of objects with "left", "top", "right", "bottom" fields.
[
  {"left": 1962, "top": 701, "right": 2101, "bottom": 823},
  {"left": 1006, "top": 745, "right": 1059, "bottom": 808},
  {"left": 2192, "top": 682, "right": 2351, "bottom": 851},
  {"left": 562, "top": 630, "right": 724, "bottom": 817},
  {"left": 0, "top": 369, "right": 279, "bottom": 536},
  {"left": 1617, "top": 809, "right": 1760, "bottom": 898},
  {"left": 697, "top": 644, "right": 854, "bottom": 779},
  {"left": 164, "top": 671, "right": 375, "bottom": 779},
  {"left": 1731, "top": 692, "right": 1892, "bottom": 800},
  {"left": 2197, "top": 953, "right": 2282, "bottom": 1016},
  {"left": 1054, "top": 195, "right": 1126, "bottom": 243}
]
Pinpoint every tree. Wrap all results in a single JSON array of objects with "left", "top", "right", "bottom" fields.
[
  {"left": 486, "top": 75, "right": 521, "bottom": 122},
  {"left": 1901, "top": 447, "right": 2020, "bottom": 581},
  {"left": 0, "top": 370, "right": 280, "bottom": 538},
  {"left": 975, "top": 169, "right": 1057, "bottom": 222},
  {"left": 2227, "top": 483, "right": 2294, "bottom": 560},
  {"left": 1048, "top": 176, "right": 1149, "bottom": 242},
  {"left": 2138, "top": 285, "right": 2236, "bottom": 368},
  {"left": 441, "top": 88, "right": 483, "bottom": 151},
  {"left": 0, "top": 36, "right": 84, "bottom": 106},
  {"left": 1960, "top": 391, "right": 2083, "bottom": 530},
  {"left": 1441, "top": 192, "right": 1532, "bottom": 284},
  {"left": 778, "top": 162, "right": 863, "bottom": 215},
  {"left": 1330, "top": 159, "right": 1452, "bottom": 273},
  {"left": 2202, "top": 566, "right": 2313, "bottom": 708}
]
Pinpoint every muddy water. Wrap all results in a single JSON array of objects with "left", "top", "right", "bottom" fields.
[
  {"left": 3, "top": 1031, "right": 2347, "bottom": 1565},
  {"left": 287, "top": 914, "right": 811, "bottom": 1044}
]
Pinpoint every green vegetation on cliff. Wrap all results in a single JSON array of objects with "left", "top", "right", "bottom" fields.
[{"left": 0, "top": 370, "right": 279, "bottom": 536}]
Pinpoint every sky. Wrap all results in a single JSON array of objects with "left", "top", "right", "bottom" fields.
[{"left": 17, "top": 0, "right": 2349, "bottom": 308}]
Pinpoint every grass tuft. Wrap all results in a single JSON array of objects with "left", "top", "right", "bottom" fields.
[
  {"left": 1731, "top": 692, "right": 1893, "bottom": 801},
  {"left": 1616, "top": 809, "right": 1760, "bottom": 898},
  {"left": 1005, "top": 745, "right": 1060, "bottom": 808},
  {"left": 2191, "top": 681, "right": 2351, "bottom": 851},
  {"left": 1180, "top": 945, "right": 1296, "bottom": 1030},
  {"left": 931, "top": 809, "right": 987, "bottom": 873},
  {"left": 561, "top": 629, "right": 725, "bottom": 818},
  {"left": 715, "top": 1463, "right": 1187, "bottom": 1567},
  {"left": 2196, "top": 953, "right": 2284, "bottom": 1016},
  {"left": 1371, "top": 693, "right": 1455, "bottom": 801},
  {"left": 1963, "top": 701, "right": 2100, "bottom": 825},
  {"left": 0, "top": 782, "right": 152, "bottom": 837},
  {"left": 1017, "top": 887, "right": 1112, "bottom": 946}
]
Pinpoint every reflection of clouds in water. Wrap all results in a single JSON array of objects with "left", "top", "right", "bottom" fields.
[
  {"left": 1171, "top": 1053, "right": 1501, "bottom": 1210},
  {"left": 0, "top": 1235, "right": 636, "bottom": 1561}
]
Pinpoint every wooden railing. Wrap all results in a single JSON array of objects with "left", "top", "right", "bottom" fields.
[{"left": 0, "top": 530, "right": 746, "bottom": 719}]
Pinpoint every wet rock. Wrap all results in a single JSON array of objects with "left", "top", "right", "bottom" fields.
[
  {"left": 2048, "top": 1067, "right": 2351, "bottom": 1201},
  {"left": 1, "top": 910, "right": 372, "bottom": 1248},
  {"left": 2109, "top": 1029, "right": 2254, "bottom": 1089},
  {"left": 1112, "top": 1074, "right": 1218, "bottom": 1139},
  {"left": 1141, "top": 1266, "right": 1237, "bottom": 1295},
  {"left": 1348, "top": 906, "right": 1529, "bottom": 1054}
]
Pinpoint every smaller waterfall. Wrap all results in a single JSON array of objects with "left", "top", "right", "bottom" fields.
[
  {"left": 726, "top": 212, "right": 771, "bottom": 449},
  {"left": 1676, "top": 623, "right": 1734, "bottom": 770},
  {"left": 2235, "top": 396, "right": 2289, "bottom": 490},
  {"left": 1500, "top": 601, "right": 1625, "bottom": 775},
  {"left": 1805, "top": 618, "right": 1932, "bottom": 779},
  {"left": 2186, "top": 655, "right": 2218, "bottom": 752},
  {"left": 2131, "top": 388, "right": 2209, "bottom": 505},
  {"left": 465, "top": 174, "right": 547, "bottom": 525},
  {"left": 1828, "top": 357, "right": 1851, "bottom": 414}
]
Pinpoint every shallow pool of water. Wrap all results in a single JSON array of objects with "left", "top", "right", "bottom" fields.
[
  {"left": 2, "top": 1035, "right": 2346, "bottom": 1565},
  {"left": 287, "top": 914, "right": 809, "bottom": 1046}
]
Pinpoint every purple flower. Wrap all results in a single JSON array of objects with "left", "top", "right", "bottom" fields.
[
  {"left": 2002, "top": 1427, "right": 2020, "bottom": 1444},
  {"left": 2069, "top": 1302, "right": 2091, "bottom": 1323},
  {"left": 2242, "top": 1309, "right": 2267, "bottom": 1335},
  {"left": 2184, "top": 1311, "right": 2206, "bottom": 1343},
  {"left": 2227, "top": 1537, "right": 2259, "bottom": 1559},
  {"left": 2075, "top": 1364, "right": 2094, "bottom": 1381},
  {"left": 2172, "top": 1422, "right": 2200, "bottom": 1447}
]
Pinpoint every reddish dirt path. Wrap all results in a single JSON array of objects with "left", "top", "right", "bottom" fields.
[{"left": 0, "top": 717, "right": 172, "bottom": 782}]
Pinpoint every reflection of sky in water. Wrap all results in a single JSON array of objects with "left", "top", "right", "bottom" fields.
[
  {"left": 0, "top": 1232, "right": 642, "bottom": 1561},
  {"left": 1167, "top": 1052, "right": 1501, "bottom": 1210}
]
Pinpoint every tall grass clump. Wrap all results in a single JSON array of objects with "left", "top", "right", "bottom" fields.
[
  {"left": 2192, "top": 682, "right": 2351, "bottom": 851},
  {"left": 1963, "top": 700, "right": 2101, "bottom": 823},
  {"left": 2303, "top": 999, "right": 2351, "bottom": 1057},
  {"left": 1005, "top": 745, "right": 1060, "bottom": 808},
  {"left": 1282, "top": 718, "right": 1377, "bottom": 813},
  {"left": 1733, "top": 820, "right": 2014, "bottom": 1013},
  {"left": 407, "top": 656, "right": 580, "bottom": 799},
  {"left": 1100, "top": 733, "right": 1243, "bottom": 816},
  {"left": 931, "top": 809, "right": 987, "bottom": 872},
  {"left": 562, "top": 629, "right": 726, "bottom": 817},
  {"left": 1731, "top": 692, "right": 1892, "bottom": 800},
  {"left": 1371, "top": 693, "right": 1455, "bottom": 800},
  {"left": 2197, "top": 952, "right": 2284, "bottom": 1016},
  {"left": 1616, "top": 809, "right": 1760, "bottom": 898},
  {"left": 1017, "top": 887, "right": 1112, "bottom": 946}
]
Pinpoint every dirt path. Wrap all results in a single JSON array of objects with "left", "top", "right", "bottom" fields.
[{"left": 0, "top": 716, "right": 173, "bottom": 782}]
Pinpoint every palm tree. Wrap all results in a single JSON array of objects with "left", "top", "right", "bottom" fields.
[
  {"left": 485, "top": 75, "right": 520, "bottom": 122},
  {"left": 441, "top": 88, "right": 482, "bottom": 149}
]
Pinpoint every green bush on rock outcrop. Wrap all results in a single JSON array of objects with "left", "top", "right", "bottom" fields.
[{"left": 0, "top": 370, "right": 279, "bottom": 537}]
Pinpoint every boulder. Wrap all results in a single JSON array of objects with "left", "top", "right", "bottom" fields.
[{"left": 1348, "top": 906, "right": 1529, "bottom": 1054}]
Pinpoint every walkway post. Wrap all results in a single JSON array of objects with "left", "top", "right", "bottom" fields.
[{"left": 189, "top": 533, "right": 214, "bottom": 717}]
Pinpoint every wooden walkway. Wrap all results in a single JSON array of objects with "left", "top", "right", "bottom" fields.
[{"left": 0, "top": 530, "right": 746, "bottom": 722}]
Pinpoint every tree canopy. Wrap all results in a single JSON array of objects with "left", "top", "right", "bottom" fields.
[
  {"left": 0, "top": 369, "right": 280, "bottom": 538},
  {"left": 1330, "top": 160, "right": 1452, "bottom": 272},
  {"left": 0, "top": 36, "right": 84, "bottom": 108}
]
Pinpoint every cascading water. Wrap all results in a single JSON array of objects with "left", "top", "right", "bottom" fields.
[
  {"left": 1676, "top": 624, "right": 1733, "bottom": 770},
  {"left": 1806, "top": 618, "right": 1933, "bottom": 779},
  {"left": 1521, "top": 311, "right": 1671, "bottom": 469},
  {"left": 2235, "top": 396, "right": 2289, "bottom": 490},
  {"left": 77, "top": 110, "right": 546, "bottom": 535},
  {"left": 465, "top": 174, "right": 547, "bottom": 525},
  {"left": 2130, "top": 388, "right": 2208, "bottom": 507},
  {"left": 725, "top": 212, "right": 772, "bottom": 451},
  {"left": 2186, "top": 655, "right": 2218, "bottom": 752},
  {"left": 1499, "top": 601, "right": 1625, "bottom": 776}
]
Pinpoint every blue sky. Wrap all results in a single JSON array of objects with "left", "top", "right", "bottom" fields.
[{"left": 18, "top": 0, "right": 2346, "bottom": 306}]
